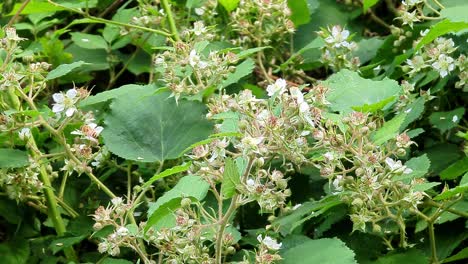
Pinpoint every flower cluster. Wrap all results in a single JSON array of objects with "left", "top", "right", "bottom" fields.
[
  {"left": 229, "top": 0, "right": 295, "bottom": 61},
  {"left": 255, "top": 235, "right": 282, "bottom": 263},
  {"left": 313, "top": 111, "right": 425, "bottom": 246},
  {"left": 154, "top": 22, "right": 236, "bottom": 100},
  {"left": 396, "top": 0, "right": 439, "bottom": 29},
  {"left": 92, "top": 197, "right": 141, "bottom": 257},
  {"left": 404, "top": 36, "right": 465, "bottom": 83},
  {"left": 0, "top": 158, "right": 48, "bottom": 201},
  {"left": 146, "top": 205, "right": 215, "bottom": 263},
  {"left": 230, "top": 0, "right": 295, "bottom": 45},
  {"left": 317, "top": 25, "right": 360, "bottom": 71}
]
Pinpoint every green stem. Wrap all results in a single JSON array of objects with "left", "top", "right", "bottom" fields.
[
  {"left": 161, "top": 0, "right": 180, "bottom": 41},
  {"left": 215, "top": 158, "right": 253, "bottom": 264},
  {"left": 428, "top": 222, "right": 439, "bottom": 264},
  {"left": 425, "top": 200, "right": 468, "bottom": 218},
  {"left": 6, "top": 0, "right": 32, "bottom": 28},
  {"left": 28, "top": 138, "right": 78, "bottom": 261}
]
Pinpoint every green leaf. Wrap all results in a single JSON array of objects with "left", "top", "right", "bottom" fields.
[
  {"left": 440, "top": 4, "right": 468, "bottom": 23},
  {"left": 288, "top": 0, "right": 311, "bottom": 27},
  {"left": 49, "top": 235, "right": 86, "bottom": 254},
  {"left": 372, "top": 114, "right": 406, "bottom": 145},
  {"left": 324, "top": 69, "right": 401, "bottom": 114},
  {"left": 353, "top": 37, "right": 385, "bottom": 64},
  {"left": 442, "top": 247, "right": 468, "bottom": 263},
  {"left": 440, "top": 157, "right": 468, "bottom": 180},
  {"left": 79, "top": 83, "right": 155, "bottom": 107},
  {"left": 0, "top": 148, "right": 29, "bottom": 168},
  {"left": 221, "top": 158, "right": 241, "bottom": 199},
  {"left": 0, "top": 197, "right": 22, "bottom": 224},
  {"left": 65, "top": 43, "right": 109, "bottom": 71},
  {"left": 435, "top": 172, "right": 468, "bottom": 200},
  {"left": 429, "top": 107, "right": 465, "bottom": 134},
  {"left": 101, "top": 258, "right": 134, "bottom": 264},
  {"left": 373, "top": 249, "right": 428, "bottom": 264},
  {"left": 146, "top": 176, "right": 210, "bottom": 231},
  {"left": 424, "top": 144, "right": 462, "bottom": 174},
  {"left": 281, "top": 237, "right": 357, "bottom": 264},
  {"left": 273, "top": 196, "right": 342, "bottom": 236},
  {"left": 0, "top": 238, "right": 30, "bottom": 264},
  {"left": 406, "top": 128, "right": 425, "bottom": 138},
  {"left": 4, "top": 0, "right": 64, "bottom": 16},
  {"left": 70, "top": 32, "right": 108, "bottom": 50},
  {"left": 45, "top": 61, "right": 87, "bottom": 80},
  {"left": 415, "top": 19, "right": 468, "bottom": 51},
  {"left": 102, "top": 90, "right": 213, "bottom": 162},
  {"left": 413, "top": 182, "right": 440, "bottom": 192},
  {"left": 142, "top": 162, "right": 192, "bottom": 189},
  {"left": 352, "top": 96, "right": 395, "bottom": 113},
  {"left": 222, "top": 58, "right": 255, "bottom": 88},
  {"left": 218, "top": 0, "right": 240, "bottom": 12},
  {"left": 400, "top": 97, "right": 425, "bottom": 131},
  {"left": 363, "top": 0, "right": 380, "bottom": 12},
  {"left": 236, "top": 47, "right": 270, "bottom": 60},
  {"left": 395, "top": 154, "right": 431, "bottom": 181}
]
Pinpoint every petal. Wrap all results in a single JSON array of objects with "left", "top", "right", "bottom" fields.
[
  {"left": 65, "top": 107, "right": 76, "bottom": 117},
  {"left": 52, "top": 104, "right": 65, "bottom": 113},
  {"left": 52, "top": 93, "right": 64, "bottom": 103},
  {"left": 95, "top": 126, "right": 104, "bottom": 135},
  {"left": 66, "top": 89, "right": 78, "bottom": 99}
]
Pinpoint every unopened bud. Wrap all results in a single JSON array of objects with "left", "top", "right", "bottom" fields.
[
  {"left": 181, "top": 198, "right": 192, "bottom": 208},
  {"left": 396, "top": 148, "right": 407, "bottom": 156}
]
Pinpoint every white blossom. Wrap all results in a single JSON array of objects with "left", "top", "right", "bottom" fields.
[
  {"left": 194, "top": 7, "right": 205, "bottom": 16},
  {"left": 189, "top": 50, "right": 208, "bottom": 69},
  {"left": 324, "top": 25, "right": 351, "bottom": 48},
  {"left": 18, "top": 128, "right": 31, "bottom": 141},
  {"left": 116, "top": 226, "right": 129, "bottom": 237},
  {"left": 52, "top": 89, "right": 79, "bottom": 117},
  {"left": 111, "top": 197, "right": 124, "bottom": 207},
  {"left": 257, "top": 235, "right": 282, "bottom": 250},
  {"left": 266, "top": 78, "right": 287, "bottom": 97},
  {"left": 399, "top": 10, "right": 419, "bottom": 28},
  {"left": 385, "top": 158, "right": 413, "bottom": 174},
  {"left": 193, "top": 21, "right": 206, "bottom": 36},
  {"left": 453, "top": 115, "right": 459, "bottom": 123},
  {"left": 432, "top": 54, "right": 455, "bottom": 78},
  {"left": 333, "top": 175, "right": 343, "bottom": 192},
  {"left": 323, "top": 152, "right": 334, "bottom": 162}
]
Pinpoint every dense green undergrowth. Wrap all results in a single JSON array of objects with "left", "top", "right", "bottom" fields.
[{"left": 0, "top": 0, "right": 467, "bottom": 263}]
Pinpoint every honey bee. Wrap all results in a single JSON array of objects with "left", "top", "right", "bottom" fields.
[{"left": 81, "top": 124, "right": 99, "bottom": 139}]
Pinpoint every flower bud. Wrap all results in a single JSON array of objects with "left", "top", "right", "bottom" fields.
[
  {"left": 352, "top": 198, "right": 363, "bottom": 207},
  {"left": 355, "top": 168, "right": 364, "bottom": 176},
  {"left": 181, "top": 197, "right": 192, "bottom": 208},
  {"left": 276, "top": 179, "right": 288, "bottom": 190},
  {"left": 255, "top": 157, "right": 265, "bottom": 168},
  {"left": 396, "top": 148, "right": 407, "bottom": 156},
  {"left": 372, "top": 224, "right": 382, "bottom": 233},
  {"left": 226, "top": 246, "right": 236, "bottom": 255}
]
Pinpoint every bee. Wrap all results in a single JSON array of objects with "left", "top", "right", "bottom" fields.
[{"left": 81, "top": 124, "right": 99, "bottom": 139}]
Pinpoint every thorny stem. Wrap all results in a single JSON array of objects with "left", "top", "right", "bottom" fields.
[{"left": 161, "top": 0, "right": 180, "bottom": 41}]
